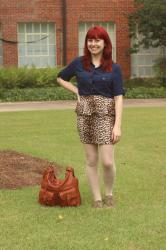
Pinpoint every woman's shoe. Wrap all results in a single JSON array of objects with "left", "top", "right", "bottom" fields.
[
  {"left": 103, "top": 195, "right": 114, "bottom": 208},
  {"left": 92, "top": 200, "right": 103, "bottom": 208}
]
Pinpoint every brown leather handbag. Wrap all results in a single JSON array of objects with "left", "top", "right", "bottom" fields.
[{"left": 38, "top": 166, "right": 81, "bottom": 207}]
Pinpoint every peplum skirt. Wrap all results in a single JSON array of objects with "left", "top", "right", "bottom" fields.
[{"left": 75, "top": 95, "right": 115, "bottom": 145}]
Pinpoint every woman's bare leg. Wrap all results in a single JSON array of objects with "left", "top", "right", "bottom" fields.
[
  {"left": 83, "top": 143, "right": 102, "bottom": 201},
  {"left": 99, "top": 144, "right": 116, "bottom": 196}
]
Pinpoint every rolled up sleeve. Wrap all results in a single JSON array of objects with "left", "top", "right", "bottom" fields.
[
  {"left": 112, "top": 64, "right": 125, "bottom": 96},
  {"left": 57, "top": 58, "right": 77, "bottom": 81}
]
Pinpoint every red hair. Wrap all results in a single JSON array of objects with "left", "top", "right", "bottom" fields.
[{"left": 82, "top": 26, "right": 113, "bottom": 72}]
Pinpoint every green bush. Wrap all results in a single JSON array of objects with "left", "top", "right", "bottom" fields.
[
  {"left": 0, "top": 66, "right": 61, "bottom": 89},
  {"left": 0, "top": 87, "right": 76, "bottom": 102},
  {"left": 0, "top": 67, "right": 18, "bottom": 89},
  {"left": 124, "top": 77, "right": 163, "bottom": 88},
  {"left": 0, "top": 65, "right": 165, "bottom": 90},
  {"left": 0, "top": 86, "right": 166, "bottom": 102},
  {"left": 0, "top": 66, "right": 166, "bottom": 101},
  {"left": 125, "top": 87, "right": 166, "bottom": 98}
]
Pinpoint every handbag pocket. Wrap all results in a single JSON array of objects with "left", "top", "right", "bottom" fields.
[
  {"left": 59, "top": 187, "right": 78, "bottom": 206},
  {"left": 39, "top": 188, "right": 57, "bottom": 206}
]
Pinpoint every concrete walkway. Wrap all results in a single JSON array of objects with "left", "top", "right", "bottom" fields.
[{"left": 0, "top": 99, "right": 166, "bottom": 112}]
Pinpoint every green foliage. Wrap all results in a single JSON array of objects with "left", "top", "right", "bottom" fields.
[
  {"left": 125, "top": 87, "right": 166, "bottom": 98},
  {"left": 0, "top": 66, "right": 61, "bottom": 89},
  {"left": 0, "top": 85, "right": 166, "bottom": 102},
  {"left": 153, "top": 57, "right": 166, "bottom": 87},
  {"left": 124, "top": 77, "right": 162, "bottom": 88},
  {"left": 0, "top": 87, "right": 76, "bottom": 102},
  {"left": 128, "top": 0, "right": 166, "bottom": 52},
  {"left": 123, "top": 77, "right": 166, "bottom": 98},
  {"left": 0, "top": 67, "right": 166, "bottom": 102},
  {"left": 0, "top": 67, "right": 19, "bottom": 89}
]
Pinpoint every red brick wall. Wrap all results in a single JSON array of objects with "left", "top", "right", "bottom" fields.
[{"left": 0, "top": 0, "right": 134, "bottom": 78}]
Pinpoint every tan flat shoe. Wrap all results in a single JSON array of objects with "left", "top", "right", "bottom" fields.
[
  {"left": 92, "top": 200, "right": 103, "bottom": 208},
  {"left": 103, "top": 195, "right": 115, "bottom": 208}
]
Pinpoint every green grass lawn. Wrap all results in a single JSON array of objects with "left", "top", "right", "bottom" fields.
[{"left": 0, "top": 107, "right": 165, "bottom": 250}]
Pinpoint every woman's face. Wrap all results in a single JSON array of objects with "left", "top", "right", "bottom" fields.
[{"left": 87, "top": 38, "right": 105, "bottom": 56}]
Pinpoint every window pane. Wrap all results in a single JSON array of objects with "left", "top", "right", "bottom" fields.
[
  {"left": 33, "top": 45, "right": 41, "bottom": 55},
  {"left": 40, "top": 57, "right": 49, "bottom": 67},
  {"left": 41, "top": 23, "right": 47, "bottom": 33},
  {"left": 138, "top": 55, "right": 145, "bottom": 65},
  {"left": 26, "top": 23, "right": 33, "bottom": 33},
  {"left": 131, "top": 55, "right": 137, "bottom": 66},
  {"left": 27, "top": 44, "right": 34, "bottom": 55},
  {"left": 49, "top": 45, "right": 55, "bottom": 55},
  {"left": 27, "top": 34, "right": 34, "bottom": 43},
  {"left": 48, "top": 57, "right": 55, "bottom": 66},
  {"left": 79, "top": 23, "right": 85, "bottom": 32},
  {"left": 131, "top": 66, "right": 136, "bottom": 76},
  {"left": 41, "top": 35, "right": 48, "bottom": 45},
  {"left": 27, "top": 57, "right": 35, "bottom": 66},
  {"left": 138, "top": 67, "right": 145, "bottom": 76},
  {"left": 18, "top": 23, "right": 25, "bottom": 33},
  {"left": 145, "top": 55, "right": 152, "bottom": 65},
  {"left": 49, "top": 34, "right": 55, "bottom": 44},
  {"left": 33, "top": 57, "right": 41, "bottom": 67},
  {"left": 18, "top": 34, "right": 25, "bottom": 43},
  {"left": 49, "top": 23, "right": 55, "bottom": 33},
  {"left": 145, "top": 67, "right": 151, "bottom": 76},
  {"left": 34, "top": 34, "right": 40, "bottom": 43},
  {"left": 19, "top": 57, "right": 26, "bottom": 66},
  {"left": 40, "top": 45, "right": 48, "bottom": 55},
  {"left": 18, "top": 45, "right": 26, "bottom": 56},
  {"left": 34, "top": 23, "right": 40, "bottom": 33}
]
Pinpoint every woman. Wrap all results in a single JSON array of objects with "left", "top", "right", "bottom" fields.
[{"left": 57, "top": 26, "right": 124, "bottom": 208}]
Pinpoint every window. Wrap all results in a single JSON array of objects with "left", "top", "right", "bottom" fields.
[
  {"left": 131, "top": 36, "right": 166, "bottom": 77},
  {"left": 18, "top": 23, "right": 56, "bottom": 67},
  {"left": 79, "top": 22, "right": 116, "bottom": 61},
  {"left": 0, "top": 25, "right": 2, "bottom": 66}
]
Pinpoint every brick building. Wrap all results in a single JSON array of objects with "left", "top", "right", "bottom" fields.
[{"left": 0, "top": 0, "right": 165, "bottom": 78}]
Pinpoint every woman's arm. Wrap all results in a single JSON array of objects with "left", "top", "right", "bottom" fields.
[
  {"left": 112, "top": 95, "right": 123, "bottom": 144},
  {"left": 57, "top": 77, "right": 80, "bottom": 101}
]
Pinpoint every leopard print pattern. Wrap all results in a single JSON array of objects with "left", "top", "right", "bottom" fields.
[{"left": 75, "top": 95, "right": 115, "bottom": 144}]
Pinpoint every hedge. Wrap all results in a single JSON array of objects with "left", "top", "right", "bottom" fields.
[
  {"left": 0, "top": 66, "right": 60, "bottom": 89},
  {"left": 0, "top": 86, "right": 166, "bottom": 102},
  {"left": 0, "top": 66, "right": 166, "bottom": 101}
]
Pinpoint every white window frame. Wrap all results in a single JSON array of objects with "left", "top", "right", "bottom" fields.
[
  {"left": 17, "top": 22, "right": 56, "bottom": 68},
  {"left": 78, "top": 22, "right": 116, "bottom": 62}
]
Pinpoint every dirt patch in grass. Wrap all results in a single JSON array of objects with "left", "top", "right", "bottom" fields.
[{"left": 0, "top": 150, "right": 62, "bottom": 189}]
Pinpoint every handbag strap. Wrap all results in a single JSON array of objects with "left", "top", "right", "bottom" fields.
[{"left": 66, "top": 167, "right": 75, "bottom": 176}]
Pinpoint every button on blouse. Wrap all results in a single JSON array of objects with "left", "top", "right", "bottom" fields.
[{"left": 57, "top": 56, "right": 125, "bottom": 98}]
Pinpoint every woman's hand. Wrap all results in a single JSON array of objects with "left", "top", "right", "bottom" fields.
[{"left": 112, "top": 125, "right": 121, "bottom": 144}]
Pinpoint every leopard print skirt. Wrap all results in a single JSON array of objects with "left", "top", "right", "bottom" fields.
[{"left": 75, "top": 95, "right": 115, "bottom": 145}]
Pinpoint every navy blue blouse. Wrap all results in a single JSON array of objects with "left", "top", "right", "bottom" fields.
[{"left": 57, "top": 56, "right": 125, "bottom": 98}]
